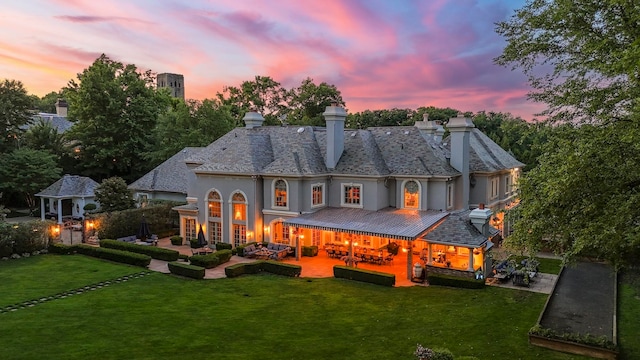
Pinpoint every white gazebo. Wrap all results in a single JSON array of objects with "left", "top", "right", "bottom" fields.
[{"left": 35, "top": 174, "right": 99, "bottom": 224}]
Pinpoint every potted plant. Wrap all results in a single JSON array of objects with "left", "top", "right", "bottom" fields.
[{"left": 170, "top": 236, "right": 183, "bottom": 246}]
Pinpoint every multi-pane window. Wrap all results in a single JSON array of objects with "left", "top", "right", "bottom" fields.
[
  {"left": 404, "top": 180, "right": 419, "bottom": 209},
  {"left": 233, "top": 224, "right": 246, "bottom": 247},
  {"left": 209, "top": 222, "right": 222, "bottom": 244},
  {"left": 312, "top": 229, "right": 321, "bottom": 246},
  {"left": 312, "top": 183, "right": 324, "bottom": 206},
  {"left": 274, "top": 179, "right": 287, "bottom": 208},
  {"left": 504, "top": 175, "right": 511, "bottom": 195},
  {"left": 231, "top": 192, "right": 247, "bottom": 247},
  {"left": 185, "top": 218, "right": 197, "bottom": 241},
  {"left": 343, "top": 184, "right": 361, "bottom": 206},
  {"left": 491, "top": 178, "right": 499, "bottom": 199},
  {"left": 447, "top": 184, "right": 454, "bottom": 209},
  {"left": 208, "top": 191, "right": 221, "bottom": 218},
  {"left": 273, "top": 221, "right": 291, "bottom": 245}
]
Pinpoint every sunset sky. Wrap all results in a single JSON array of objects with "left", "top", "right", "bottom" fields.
[{"left": 0, "top": 0, "right": 545, "bottom": 120}]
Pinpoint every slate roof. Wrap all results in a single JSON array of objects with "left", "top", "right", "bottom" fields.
[
  {"left": 284, "top": 207, "right": 449, "bottom": 240},
  {"left": 422, "top": 210, "right": 492, "bottom": 247},
  {"left": 128, "top": 147, "right": 202, "bottom": 194},
  {"left": 445, "top": 129, "right": 525, "bottom": 173},
  {"left": 30, "top": 113, "right": 73, "bottom": 134},
  {"left": 36, "top": 175, "right": 98, "bottom": 198},
  {"left": 187, "top": 124, "right": 494, "bottom": 177}
]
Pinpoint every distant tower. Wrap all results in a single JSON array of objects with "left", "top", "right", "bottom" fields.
[{"left": 157, "top": 73, "right": 185, "bottom": 99}]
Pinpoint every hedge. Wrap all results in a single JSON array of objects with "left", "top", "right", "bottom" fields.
[
  {"left": 215, "top": 242, "right": 232, "bottom": 251},
  {"left": 224, "top": 260, "right": 301, "bottom": 278},
  {"left": 426, "top": 273, "right": 485, "bottom": 289},
  {"left": 74, "top": 244, "right": 151, "bottom": 267},
  {"left": 99, "top": 239, "right": 180, "bottom": 261},
  {"left": 168, "top": 262, "right": 205, "bottom": 279},
  {"left": 48, "top": 243, "right": 74, "bottom": 255},
  {"left": 333, "top": 265, "right": 395, "bottom": 287},
  {"left": 189, "top": 249, "right": 232, "bottom": 269},
  {"left": 170, "top": 236, "right": 183, "bottom": 246}
]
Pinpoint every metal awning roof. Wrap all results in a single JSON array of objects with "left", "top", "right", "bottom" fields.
[{"left": 284, "top": 207, "right": 449, "bottom": 241}]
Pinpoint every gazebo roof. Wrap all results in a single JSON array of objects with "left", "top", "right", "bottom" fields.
[{"left": 36, "top": 174, "right": 99, "bottom": 199}]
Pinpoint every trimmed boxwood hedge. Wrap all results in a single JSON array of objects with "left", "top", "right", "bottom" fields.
[
  {"left": 333, "top": 265, "right": 395, "bottom": 287},
  {"left": 189, "top": 249, "right": 232, "bottom": 269},
  {"left": 224, "top": 260, "right": 301, "bottom": 278},
  {"left": 215, "top": 243, "right": 232, "bottom": 251},
  {"left": 426, "top": 273, "right": 485, "bottom": 289},
  {"left": 168, "top": 261, "right": 205, "bottom": 279},
  {"left": 99, "top": 239, "right": 180, "bottom": 261},
  {"left": 48, "top": 243, "right": 74, "bottom": 255},
  {"left": 170, "top": 236, "right": 183, "bottom": 246},
  {"left": 74, "top": 244, "right": 151, "bottom": 267}
]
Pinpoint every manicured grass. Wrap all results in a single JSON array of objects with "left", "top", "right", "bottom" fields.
[
  {"left": 619, "top": 271, "right": 640, "bottom": 359},
  {"left": 513, "top": 255, "right": 563, "bottom": 274},
  {"left": 0, "top": 254, "right": 142, "bottom": 307},
  {"left": 0, "top": 255, "right": 588, "bottom": 359}
]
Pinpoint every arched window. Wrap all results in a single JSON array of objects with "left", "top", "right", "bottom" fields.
[
  {"left": 231, "top": 192, "right": 247, "bottom": 247},
  {"left": 207, "top": 191, "right": 222, "bottom": 244},
  {"left": 404, "top": 180, "right": 420, "bottom": 209},
  {"left": 273, "top": 179, "right": 288, "bottom": 208}
]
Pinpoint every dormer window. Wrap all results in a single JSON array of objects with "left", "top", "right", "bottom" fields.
[
  {"left": 273, "top": 179, "right": 288, "bottom": 208},
  {"left": 403, "top": 180, "right": 420, "bottom": 209},
  {"left": 342, "top": 183, "right": 362, "bottom": 208}
]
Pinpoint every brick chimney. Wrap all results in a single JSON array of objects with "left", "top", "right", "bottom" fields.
[
  {"left": 55, "top": 99, "right": 68, "bottom": 117},
  {"left": 243, "top": 110, "right": 265, "bottom": 128},
  {"left": 323, "top": 104, "right": 347, "bottom": 169},
  {"left": 447, "top": 113, "right": 474, "bottom": 209}
]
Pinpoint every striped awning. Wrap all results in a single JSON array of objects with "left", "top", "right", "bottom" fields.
[{"left": 283, "top": 207, "right": 449, "bottom": 241}]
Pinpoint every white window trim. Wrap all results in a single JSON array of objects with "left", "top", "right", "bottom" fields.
[
  {"left": 490, "top": 177, "right": 499, "bottom": 200},
  {"left": 271, "top": 178, "right": 289, "bottom": 210},
  {"left": 341, "top": 183, "right": 363, "bottom": 208},
  {"left": 504, "top": 175, "right": 511, "bottom": 196},
  {"left": 229, "top": 190, "right": 248, "bottom": 248},
  {"left": 206, "top": 189, "right": 223, "bottom": 244},
  {"left": 447, "top": 183, "right": 454, "bottom": 209},
  {"left": 311, "top": 182, "right": 326, "bottom": 208},
  {"left": 401, "top": 179, "right": 421, "bottom": 210},
  {"left": 182, "top": 216, "right": 197, "bottom": 241}
]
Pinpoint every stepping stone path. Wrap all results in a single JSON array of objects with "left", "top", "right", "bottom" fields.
[{"left": 0, "top": 271, "right": 152, "bottom": 314}]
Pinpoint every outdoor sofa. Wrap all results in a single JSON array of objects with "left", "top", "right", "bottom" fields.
[{"left": 266, "top": 242, "right": 291, "bottom": 260}]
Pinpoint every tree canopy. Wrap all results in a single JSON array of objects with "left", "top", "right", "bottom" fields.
[
  {"left": 0, "top": 148, "right": 61, "bottom": 212},
  {"left": 144, "top": 98, "right": 234, "bottom": 165},
  {"left": 0, "top": 79, "right": 33, "bottom": 153},
  {"left": 495, "top": 0, "right": 640, "bottom": 123},
  {"left": 65, "top": 54, "right": 171, "bottom": 182},
  {"left": 94, "top": 176, "right": 135, "bottom": 212},
  {"left": 496, "top": 0, "right": 640, "bottom": 268}
]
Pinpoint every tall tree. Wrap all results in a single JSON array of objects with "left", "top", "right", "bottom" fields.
[
  {"left": 496, "top": 0, "right": 640, "bottom": 268},
  {"left": 22, "top": 119, "right": 76, "bottom": 174},
  {"left": 94, "top": 176, "right": 135, "bottom": 212},
  {"left": 495, "top": 0, "right": 640, "bottom": 123},
  {"left": 65, "top": 54, "right": 170, "bottom": 182},
  {"left": 285, "top": 78, "right": 344, "bottom": 126},
  {"left": 0, "top": 79, "right": 33, "bottom": 153},
  {"left": 217, "top": 75, "right": 288, "bottom": 126},
  {"left": 0, "top": 148, "right": 61, "bottom": 212},
  {"left": 145, "top": 98, "right": 234, "bottom": 165},
  {"left": 31, "top": 91, "right": 64, "bottom": 113}
]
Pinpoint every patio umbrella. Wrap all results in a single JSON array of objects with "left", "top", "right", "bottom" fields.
[
  {"left": 137, "top": 215, "right": 152, "bottom": 241},
  {"left": 197, "top": 225, "right": 207, "bottom": 248}
]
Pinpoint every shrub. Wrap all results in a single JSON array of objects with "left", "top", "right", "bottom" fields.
[
  {"left": 224, "top": 260, "right": 301, "bottom": 278},
  {"left": 99, "top": 239, "right": 179, "bottom": 261},
  {"left": 178, "top": 253, "right": 189, "bottom": 261},
  {"left": 236, "top": 242, "right": 257, "bottom": 257},
  {"left": 215, "top": 242, "right": 232, "bottom": 251},
  {"left": 170, "top": 236, "right": 183, "bottom": 246},
  {"left": 92, "top": 202, "right": 181, "bottom": 240},
  {"left": 262, "top": 261, "right": 301, "bottom": 277},
  {"left": 528, "top": 324, "right": 617, "bottom": 350},
  {"left": 156, "top": 229, "right": 178, "bottom": 238},
  {"left": 168, "top": 261, "right": 205, "bottom": 279},
  {"left": 302, "top": 245, "right": 318, "bottom": 257},
  {"left": 333, "top": 265, "right": 395, "bottom": 286},
  {"left": 74, "top": 244, "right": 151, "bottom": 267},
  {"left": 189, "top": 238, "right": 199, "bottom": 248},
  {"left": 189, "top": 250, "right": 232, "bottom": 269},
  {"left": 83, "top": 203, "right": 97, "bottom": 211},
  {"left": 426, "top": 274, "right": 485, "bottom": 289},
  {"left": 431, "top": 348, "right": 454, "bottom": 360},
  {"left": 48, "top": 242, "right": 74, "bottom": 255},
  {"left": 0, "top": 220, "right": 51, "bottom": 256}
]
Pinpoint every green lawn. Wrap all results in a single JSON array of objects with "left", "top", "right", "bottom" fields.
[
  {"left": 0, "top": 255, "right": 602, "bottom": 359},
  {"left": 618, "top": 271, "right": 640, "bottom": 360}
]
